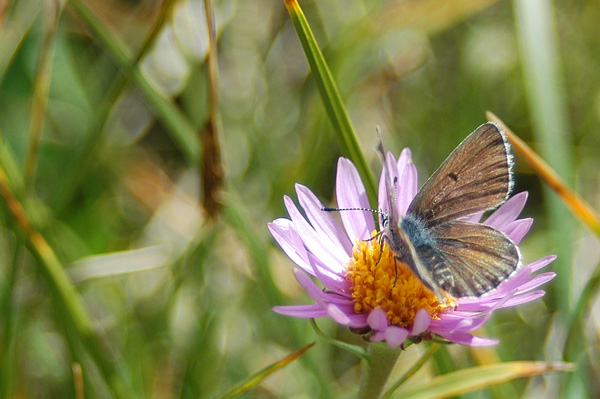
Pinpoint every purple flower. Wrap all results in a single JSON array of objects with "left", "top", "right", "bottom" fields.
[{"left": 268, "top": 149, "right": 556, "bottom": 347}]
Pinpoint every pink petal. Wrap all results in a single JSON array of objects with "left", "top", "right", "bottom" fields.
[
  {"left": 488, "top": 274, "right": 532, "bottom": 298},
  {"left": 292, "top": 269, "right": 353, "bottom": 308},
  {"left": 385, "top": 326, "right": 409, "bottom": 348},
  {"left": 496, "top": 290, "right": 547, "bottom": 308},
  {"left": 439, "top": 313, "right": 491, "bottom": 332},
  {"left": 528, "top": 255, "right": 557, "bottom": 272},
  {"left": 293, "top": 269, "right": 328, "bottom": 306},
  {"left": 452, "top": 302, "right": 495, "bottom": 311},
  {"left": 397, "top": 148, "right": 412, "bottom": 174},
  {"left": 273, "top": 305, "right": 329, "bottom": 318},
  {"left": 327, "top": 304, "right": 368, "bottom": 328},
  {"left": 397, "top": 162, "right": 418, "bottom": 216},
  {"left": 503, "top": 218, "right": 533, "bottom": 244},
  {"left": 438, "top": 331, "right": 499, "bottom": 346},
  {"left": 309, "top": 256, "right": 351, "bottom": 295},
  {"left": 285, "top": 196, "right": 346, "bottom": 273},
  {"left": 429, "top": 316, "right": 473, "bottom": 332},
  {"left": 268, "top": 220, "right": 313, "bottom": 275},
  {"left": 296, "top": 267, "right": 352, "bottom": 303},
  {"left": 306, "top": 249, "right": 346, "bottom": 279},
  {"left": 367, "top": 308, "right": 388, "bottom": 331},
  {"left": 410, "top": 309, "right": 431, "bottom": 335},
  {"left": 514, "top": 272, "right": 556, "bottom": 294},
  {"left": 296, "top": 184, "right": 353, "bottom": 256},
  {"left": 485, "top": 192, "right": 528, "bottom": 228},
  {"left": 336, "top": 158, "right": 375, "bottom": 241}
]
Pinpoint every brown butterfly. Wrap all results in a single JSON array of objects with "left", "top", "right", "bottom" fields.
[{"left": 379, "top": 122, "right": 521, "bottom": 300}]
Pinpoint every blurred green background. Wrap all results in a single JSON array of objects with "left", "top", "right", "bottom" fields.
[{"left": 0, "top": 0, "right": 598, "bottom": 397}]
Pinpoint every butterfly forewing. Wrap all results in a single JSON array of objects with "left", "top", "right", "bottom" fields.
[
  {"left": 407, "top": 123, "right": 513, "bottom": 228},
  {"left": 424, "top": 221, "right": 520, "bottom": 297}
]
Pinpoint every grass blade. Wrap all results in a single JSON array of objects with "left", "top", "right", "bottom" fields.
[
  {"left": 69, "top": 0, "right": 201, "bottom": 165},
  {"left": 382, "top": 343, "right": 440, "bottom": 399},
  {"left": 283, "top": 0, "right": 377, "bottom": 205},
  {"left": 563, "top": 259, "right": 600, "bottom": 361},
  {"left": 202, "top": 0, "right": 225, "bottom": 218},
  {"left": 0, "top": 166, "right": 138, "bottom": 398},
  {"left": 24, "top": 0, "right": 64, "bottom": 186},
  {"left": 213, "top": 342, "right": 315, "bottom": 399},
  {"left": 392, "top": 361, "right": 574, "bottom": 399}
]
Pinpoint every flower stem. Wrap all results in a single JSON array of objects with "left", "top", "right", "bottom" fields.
[
  {"left": 357, "top": 343, "right": 402, "bottom": 399},
  {"left": 382, "top": 343, "right": 440, "bottom": 399}
]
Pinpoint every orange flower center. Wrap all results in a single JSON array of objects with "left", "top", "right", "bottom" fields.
[{"left": 345, "top": 233, "right": 454, "bottom": 327}]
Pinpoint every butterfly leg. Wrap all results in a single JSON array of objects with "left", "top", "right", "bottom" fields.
[
  {"left": 378, "top": 233, "right": 399, "bottom": 298},
  {"left": 365, "top": 231, "right": 385, "bottom": 265},
  {"left": 389, "top": 256, "right": 400, "bottom": 299}
]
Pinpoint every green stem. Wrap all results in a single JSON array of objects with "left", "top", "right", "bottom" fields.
[
  {"left": 382, "top": 343, "right": 439, "bottom": 399},
  {"left": 0, "top": 235, "right": 22, "bottom": 398},
  {"left": 358, "top": 343, "right": 402, "bottom": 399},
  {"left": 53, "top": 0, "right": 177, "bottom": 214},
  {"left": 24, "top": 0, "right": 63, "bottom": 187},
  {"left": 283, "top": 0, "right": 377, "bottom": 206},
  {"left": 0, "top": 167, "right": 137, "bottom": 398},
  {"left": 563, "top": 259, "right": 600, "bottom": 361},
  {"left": 69, "top": 0, "right": 200, "bottom": 165},
  {"left": 310, "top": 319, "right": 369, "bottom": 360}
]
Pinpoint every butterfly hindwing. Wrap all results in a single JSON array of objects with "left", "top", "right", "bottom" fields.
[
  {"left": 420, "top": 220, "right": 521, "bottom": 297},
  {"left": 407, "top": 123, "right": 513, "bottom": 228}
]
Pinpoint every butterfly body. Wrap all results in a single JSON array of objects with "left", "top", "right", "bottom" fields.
[{"left": 379, "top": 122, "right": 521, "bottom": 300}]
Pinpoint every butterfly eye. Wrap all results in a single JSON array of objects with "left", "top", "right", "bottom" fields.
[{"left": 380, "top": 213, "right": 389, "bottom": 227}]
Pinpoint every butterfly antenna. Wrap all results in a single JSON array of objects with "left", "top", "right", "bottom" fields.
[
  {"left": 321, "top": 206, "right": 378, "bottom": 213},
  {"left": 321, "top": 207, "right": 388, "bottom": 222}
]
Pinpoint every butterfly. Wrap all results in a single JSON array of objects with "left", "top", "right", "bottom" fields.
[{"left": 378, "top": 122, "right": 521, "bottom": 300}]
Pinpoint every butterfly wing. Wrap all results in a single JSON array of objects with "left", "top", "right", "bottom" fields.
[
  {"left": 418, "top": 220, "right": 521, "bottom": 297},
  {"left": 407, "top": 122, "right": 513, "bottom": 228}
]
